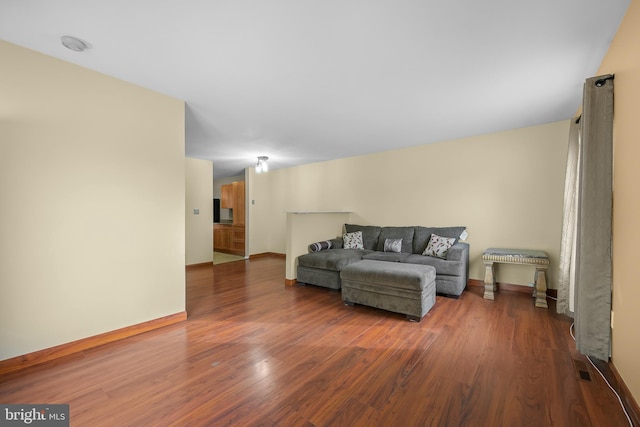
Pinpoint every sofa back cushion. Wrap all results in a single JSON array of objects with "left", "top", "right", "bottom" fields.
[
  {"left": 376, "top": 226, "right": 415, "bottom": 253},
  {"left": 345, "top": 224, "right": 381, "bottom": 250},
  {"left": 412, "top": 226, "right": 466, "bottom": 254}
]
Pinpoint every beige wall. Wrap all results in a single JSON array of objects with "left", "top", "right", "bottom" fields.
[
  {"left": 285, "top": 212, "right": 353, "bottom": 279},
  {"left": 248, "top": 166, "right": 294, "bottom": 254},
  {"left": 0, "top": 42, "right": 186, "bottom": 360},
  {"left": 250, "top": 120, "right": 569, "bottom": 289},
  {"left": 185, "top": 158, "right": 213, "bottom": 265},
  {"left": 595, "top": 0, "right": 640, "bottom": 404}
]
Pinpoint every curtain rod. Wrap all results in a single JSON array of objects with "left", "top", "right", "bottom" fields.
[{"left": 595, "top": 74, "right": 615, "bottom": 87}]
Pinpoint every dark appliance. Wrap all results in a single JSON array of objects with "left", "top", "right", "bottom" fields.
[{"left": 213, "top": 198, "right": 220, "bottom": 223}]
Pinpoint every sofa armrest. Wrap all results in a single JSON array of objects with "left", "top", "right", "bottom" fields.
[
  {"left": 447, "top": 242, "right": 470, "bottom": 287},
  {"left": 331, "top": 237, "right": 344, "bottom": 249},
  {"left": 446, "top": 242, "right": 469, "bottom": 262}
]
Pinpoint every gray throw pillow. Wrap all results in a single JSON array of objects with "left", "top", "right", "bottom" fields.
[
  {"left": 309, "top": 240, "right": 332, "bottom": 252},
  {"left": 383, "top": 238, "right": 402, "bottom": 253}
]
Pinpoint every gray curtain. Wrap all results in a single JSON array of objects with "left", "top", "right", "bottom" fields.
[
  {"left": 557, "top": 118, "right": 580, "bottom": 316},
  {"left": 573, "top": 75, "right": 614, "bottom": 361}
]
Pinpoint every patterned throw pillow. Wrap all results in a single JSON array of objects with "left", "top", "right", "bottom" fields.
[
  {"left": 343, "top": 231, "right": 364, "bottom": 249},
  {"left": 309, "top": 240, "right": 332, "bottom": 252},
  {"left": 423, "top": 233, "right": 455, "bottom": 259},
  {"left": 384, "top": 238, "right": 402, "bottom": 253}
]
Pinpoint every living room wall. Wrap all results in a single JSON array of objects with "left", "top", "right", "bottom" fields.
[
  {"left": 0, "top": 41, "right": 186, "bottom": 360},
  {"left": 249, "top": 119, "right": 569, "bottom": 289},
  {"left": 185, "top": 157, "right": 213, "bottom": 265},
  {"left": 594, "top": 0, "right": 640, "bottom": 405}
]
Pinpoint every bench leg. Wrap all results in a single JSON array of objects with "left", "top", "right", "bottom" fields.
[
  {"left": 534, "top": 267, "right": 548, "bottom": 309},
  {"left": 483, "top": 261, "right": 496, "bottom": 300}
]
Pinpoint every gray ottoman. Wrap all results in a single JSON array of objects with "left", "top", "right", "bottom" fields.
[{"left": 341, "top": 260, "right": 436, "bottom": 321}]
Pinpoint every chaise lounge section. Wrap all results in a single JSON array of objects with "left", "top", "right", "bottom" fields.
[{"left": 297, "top": 224, "right": 469, "bottom": 297}]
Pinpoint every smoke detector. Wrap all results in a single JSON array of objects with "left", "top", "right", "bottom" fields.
[{"left": 61, "top": 36, "right": 90, "bottom": 52}]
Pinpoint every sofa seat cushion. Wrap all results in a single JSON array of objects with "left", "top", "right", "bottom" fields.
[
  {"left": 401, "top": 254, "right": 465, "bottom": 277},
  {"left": 298, "top": 249, "right": 372, "bottom": 271},
  {"left": 362, "top": 252, "right": 411, "bottom": 263},
  {"left": 341, "top": 260, "right": 436, "bottom": 291}
]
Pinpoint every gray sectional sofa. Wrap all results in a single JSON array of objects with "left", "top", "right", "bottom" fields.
[{"left": 297, "top": 224, "right": 469, "bottom": 297}]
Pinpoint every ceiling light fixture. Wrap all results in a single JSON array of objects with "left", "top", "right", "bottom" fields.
[
  {"left": 256, "top": 156, "right": 269, "bottom": 173},
  {"left": 61, "top": 35, "right": 89, "bottom": 52}
]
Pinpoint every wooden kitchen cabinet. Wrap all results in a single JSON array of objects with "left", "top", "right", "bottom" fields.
[
  {"left": 213, "top": 224, "right": 232, "bottom": 250},
  {"left": 221, "top": 184, "right": 233, "bottom": 209},
  {"left": 215, "top": 180, "right": 245, "bottom": 255},
  {"left": 232, "top": 227, "right": 245, "bottom": 252},
  {"left": 220, "top": 181, "right": 244, "bottom": 218},
  {"left": 214, "top": 224, "right": 245, "bottom": 256},
  {"left": 232, "top": 181, "right": 245, "bottom": 225}
]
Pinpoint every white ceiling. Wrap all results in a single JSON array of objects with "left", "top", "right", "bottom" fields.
[{"left": 0, "top": 0, "right": 630, "bottom": 179}]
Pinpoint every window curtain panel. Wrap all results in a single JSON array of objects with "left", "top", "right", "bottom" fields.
[
  {"left": 572, "top": 75, "right": 614, "bottom": 361},
  {"left": 557, "top": 118, "right": 580, "bottom": 316}
]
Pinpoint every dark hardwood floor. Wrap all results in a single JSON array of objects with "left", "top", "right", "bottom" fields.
[{"left": 0, "top": 256, "right": 631, "bottom": 426}]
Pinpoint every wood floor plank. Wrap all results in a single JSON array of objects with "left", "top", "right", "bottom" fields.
[
  {"left": 0, "top": 256, "right": 631, "bottom": 426},
  {"left": 320, "top": 396, "right": 382, "bottom": 427},
  {"left": 350, "top": 326, "right": 438, "bottom": 411}
]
